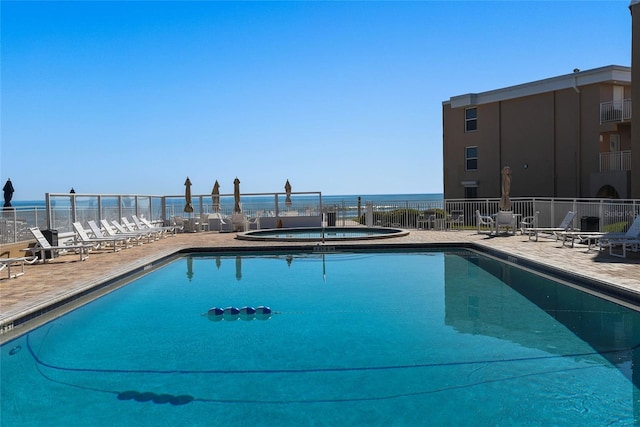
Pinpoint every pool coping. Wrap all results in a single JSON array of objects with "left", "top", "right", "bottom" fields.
[
  {"left": 236, "top": 227, "right": 410, "bottom": 241},
  {"left": 2, "top": 241, "right": 639, "bottom": 344}
]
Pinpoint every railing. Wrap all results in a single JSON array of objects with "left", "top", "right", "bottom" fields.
[
  {"left": 600, "top": 99, "right": 632, "bottom": 124},
  {"left": 329, "top": 197, "right": 444, "bottom": 228},
  {"left": 599, "top": 150, "right": 632, "bottom": 172},
  {"left": 2, "top": 195, "right": 639, "bottom": 244},
  {"left": 0, "top": 206, "right": 47, "bottom": 245},
  {"left": 448, "top": 197, "right": 639, "bottom": 233}
]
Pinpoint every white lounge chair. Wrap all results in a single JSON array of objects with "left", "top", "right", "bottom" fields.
[
  {"left": 525, "top": 211, "right": 577, "bottom": 241},
  {"left": 0, "top": 255, "right": 38, "bottom": 279},
  {"left": 134, "top": 215, "right": 180, "bottom": 236},
  {"left": 597, "top": 216, "right": 640, "bottom": 258},
  {"left": 84, "top": 221, "right": 133, "bottom": 251},
  {"left": 99, "top": 219, "right": 151, "bottom": 245},
  {"left": 476, "top": 210, "right": 494, "bottom": 234},
  {"left": 556, "top": 215, "right": 634, "bottom": 249},
  {"left": 23, "top": 227, "right": 93, "bottom": 262},
  {"left": 120, "top": 217, "right": 162, "bottom": 240}
]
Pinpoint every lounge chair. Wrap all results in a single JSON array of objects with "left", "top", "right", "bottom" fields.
[
  {"left": 23, "top": 227, "right": 93, "bottom": 262},
  {"left": 0, "top": 255, "right": 38, "bottom": 279},
  {"left": 525, "top": 211, "right": 577, "bottom": 241},
  {"left": 83, "top": 221, "right": 133, "bottom": 251},
  {"left": 597, "top": 216, "right": 640, "bottom": 258},
  {"left": 133, "top": 215, "right": 180, "bottom": 236},
  {"left": 556, "top": 215, "right": 637, "bottom": 249},
  {"left": 476, "top": 210, "right": 494, "bottom": 234},
  {"left": 99, "top": 219, "right": 151, "bottom": 245},
  {"left": 121, "top": 217, "right": 162, "bottom": 240},
  {"left": 494, "top": 211, "right": 516, "bottom": 235}
]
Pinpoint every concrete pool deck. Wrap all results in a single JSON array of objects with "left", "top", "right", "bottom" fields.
[{"left": 1, "top": 229, "right": 639, "bottom": 337}]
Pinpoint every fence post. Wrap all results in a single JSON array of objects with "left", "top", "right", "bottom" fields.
[
  {"left": 598, "top": 200, "right": 604, "bottom": 232},
  {"left": 70, "top": 193, "right": 77, "bottom": 226},
  {"left": 405, "top": 200, "right": 409, "bottom": 228}
]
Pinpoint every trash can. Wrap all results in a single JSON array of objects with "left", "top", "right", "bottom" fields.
[
  {"left": 326, "top": 212, "right": 336, "bottom": 227},
  {"left": 580, "top": 216, "right": 599, "bottom": 232},
  {"left": 41, "top": 229, "right": 59, "bottom": 259}
]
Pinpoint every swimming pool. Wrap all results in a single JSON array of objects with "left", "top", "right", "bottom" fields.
[
  {"left": 2, "top": 250, "right": 639, "bottom": 425},
  {"left": 237, "top": 226, "right": 409, "bottom": 241}
]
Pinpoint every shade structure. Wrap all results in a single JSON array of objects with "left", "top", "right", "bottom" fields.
[
  {"left": 499, "top": 166, "right": 512, "bottom": 211},
  {"left": 211, "top": 180, "right": 220, "bottom": 212},
  {"left": 184, "top": 177, "right": 194, "bottom": 213},
  {"left": 284, "top": 179, "right": 292, "bottom": 208},
  {"left": 233, "top": 177, "right": 241, "bottom": 213},
  {"left": 3, "top": 179, "right": 14, "bottom": 208}
]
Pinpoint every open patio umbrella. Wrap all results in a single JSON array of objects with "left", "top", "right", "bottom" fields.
[
  {"left": 285, "top": 179, "right": 292, "bottom": 208},
  {"left": 184, "top": 177, "right": 194, "bottom": 213},
  {"left": 211, "top": 180, "right": 220, "bottom": 212},
  {"left": 233, "top": 177, "right": 241, "bottom": 213},
  {"left": 499, "top": 166, "right": 512, "bottom": 211},
  {"left": 3, "top": 178, "right": 14, "bottom": 208}
]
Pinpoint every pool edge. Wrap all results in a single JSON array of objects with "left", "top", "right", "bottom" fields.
[{"left": 2, "top": 241, "right": 638, "bottom": 344}]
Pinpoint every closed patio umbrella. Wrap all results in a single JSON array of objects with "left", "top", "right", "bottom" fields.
[
  {"left": 186, "top": 256, "right": 194, "bottom": 281},
  {"left": 499, "top": 166, "right": 512, "bottom": 211},
  {"left": 233, "top": 177, "right": 241, "bottom": 213},
  {"left": 235, "top": 256, "right": 242, "bottom": 281},
  {"left": 3, "top": 179, "right": 14, "bottom": 208},
  {"left": 211, "top": 180, "right": 220, "bottom": 212},
  {"left": 184, "top": 177, "right": 194, "bottom": 213},
  {"left": 285, "top": 179, "right": 292, "bottom": 208}
]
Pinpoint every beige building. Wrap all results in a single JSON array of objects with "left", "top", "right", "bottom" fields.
[
  {"left": 631, "top": 0, "right": 640, "bottom": 199},
  {"left": 442, "top": 65, "right": 634, "bottom": 200}
]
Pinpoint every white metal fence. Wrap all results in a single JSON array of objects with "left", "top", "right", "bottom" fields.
[{"left": 1, "top": 195, "right": 639, "bottom": 245}]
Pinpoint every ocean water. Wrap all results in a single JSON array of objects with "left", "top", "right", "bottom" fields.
[{"left": 9, "top": 193, "right": 444, "bottom": 210}]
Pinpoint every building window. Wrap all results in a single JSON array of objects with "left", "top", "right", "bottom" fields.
[
  {"left": 464, "top": 186, "right": 478, "bottom": 199},
  {"left": 465, "top": 146, "right": 478, "bottom": 171},
  {"left": 465, "top": 107, "right": 477, "bottom": 132}
]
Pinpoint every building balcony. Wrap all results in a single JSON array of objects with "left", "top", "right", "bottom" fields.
[
  {"left": 600, "top": 99, "right": 632, "bottom": 124},
  {"left": 599, "top": 150, "right": 632, "bottom": 172}
]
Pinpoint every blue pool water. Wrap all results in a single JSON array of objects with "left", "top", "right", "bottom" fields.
[{"left": 2, "top": 250, "right": 640, "bottom": 426}]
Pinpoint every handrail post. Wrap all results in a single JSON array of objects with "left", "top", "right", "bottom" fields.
[
  {"left": 70, "top": 193, "right": 77, "bottom": 227},
  {"left": 46, "top": 193, "right": 52, "bottom": 229}
]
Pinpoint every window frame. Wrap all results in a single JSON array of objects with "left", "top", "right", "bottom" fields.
[
  {"left": 464, "top": 186, "right": 478, "bottom": 199},
  {"left": 465, "top": 107, "right": 477, "bottom": 132},
  {"left": 465, "top": 146, "right": 478, "bottom": 171}
]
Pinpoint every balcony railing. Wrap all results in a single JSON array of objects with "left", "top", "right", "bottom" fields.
[
  {"left": 600, "top": 99, "right": 632, "bottom": 124},
  {"left": 599, "top": 150, "right": 632, "bottom": 172}
]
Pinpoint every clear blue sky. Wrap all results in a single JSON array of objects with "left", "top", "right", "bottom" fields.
[{"left": 0, "top": 1, "right": 632, "bottom": 200}]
